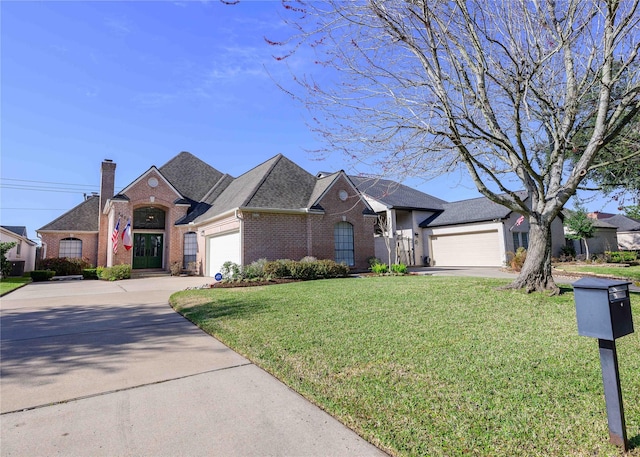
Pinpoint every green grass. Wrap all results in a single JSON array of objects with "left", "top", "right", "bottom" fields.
[
  {"left": 557, "top": 265, "right": 640, "bottom": 282},
  {"left": 171, "top": 276, "right": 640, "bottom": 457},
  {"left": 0, "top": 276, "right": 31, "bottom": 295}
]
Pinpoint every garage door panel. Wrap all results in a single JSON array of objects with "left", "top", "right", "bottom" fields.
[
  {"left": 208, "top": 232, "right": 240, "bottom": 276},
  {"left": 430, "top": 230, "right": 501, "bottom": 267}
]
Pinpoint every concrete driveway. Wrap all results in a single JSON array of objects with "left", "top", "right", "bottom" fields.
[{"left": 0, "top": 277, "right": 386, "bottom": 456}]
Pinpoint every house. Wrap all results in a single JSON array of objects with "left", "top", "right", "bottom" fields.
[
  {"left": 345, "top": 176, "right": 447, "bottom": 266},
  {"left": 347, "top": 177, "right": 566, "bottom": 267},
  {"left": 595, "top": 214, "right": 640, "bottom": 251},
  {"left": 38, "top": 152, "right": 378, "bottom": 275},
  {"left": 0, "top": 226, "right": 38, "bottom": 275},
  {"left": 565, "top": 217, "right": 618, "bottom": 258}
]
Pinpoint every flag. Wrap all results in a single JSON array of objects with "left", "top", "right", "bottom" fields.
[
  {"left": 509, "top": 215, "right": 525, "bottom": 231},
  {"left": 122, "top": 219, "right": 132, "bottom": 251},
  {"left": 111, "top": 218, "right": 120, "bottom": 254}
]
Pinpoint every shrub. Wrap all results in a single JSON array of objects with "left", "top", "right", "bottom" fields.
[
  {"left": 170, "top": 262, "right": 182, "bottom": 276},
  {"left": 1, "top": 241, "right": 17, "bottom": 278},
  {"left": 300, "top": 256, "right": 317, "bottom": 263},
  {"left": 221, "top": 261, "right": 242, "bottom": 281},
  {"left": 38, "top": 257, "right": 91, "bottom": 276},
  {"left": 264, "top": 259, "right": 293, "bottom": 278},
  {"left": 30, "top": 270, "right": 55, "bottom": 282},
  {"left": 99, "top": 264, "right": 131, "bottom": 281},
  {"left": 82, "top": 268, "right": 99, "bottom": 280},
  {"left": 289, "top": 260, "right": 318, "bottom": 280},
  {"left": 315, "top": 259, "right": 350, "bottom": 278},
  {"left": 507, "top": 247, "right": 527, "bottom": 271},
  {"left": 606, "top": 251, "right": 637, "bottom": 263},
  {"left": 243, "top": 258, "right": 268, "bottom": 280},
  {"left": 367, "top": 256, "right": 381, "bottom": 267},
  {"left": 559, "top": 245, "right": 576, "bottom": 261},
  {"left": 391, "top": 263, "right": 408, "bottom": 275},
  {"left": 371, "top": 262, "right": 388, "bottom": 275}
]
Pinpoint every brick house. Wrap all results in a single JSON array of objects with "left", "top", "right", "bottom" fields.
[{"left": 38, "top": 152, "right": 377, "bottom": 275}]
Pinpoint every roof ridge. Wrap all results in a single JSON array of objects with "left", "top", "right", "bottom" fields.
[{"left": 239, "top": 154, "right": 284, "bottom": 207}]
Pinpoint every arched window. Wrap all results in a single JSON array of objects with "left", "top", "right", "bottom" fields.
[
  {"left": 334, "top": 222, "right": 354, "bottom": 266},
  {"left": 133, "top": 207, "right": 166, "bottom": 230},
  {"left": 183, "top": 232, "right": 197, "bottom": 268},
  {"left": 60, "top": 238, "right": 82, "bottom": 258}
]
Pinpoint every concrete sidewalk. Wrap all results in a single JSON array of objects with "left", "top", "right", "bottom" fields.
[{"left": 1, "top": 277, "right": 386, "bottom": 456}]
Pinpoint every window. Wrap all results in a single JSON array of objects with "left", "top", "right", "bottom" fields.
[
  {"left": 133, "top": 207, "right": 166, "bottom": 229},
  {"left": 334, "top": 222, "right": 355, "bottom": 266},
  {"left": 60, "top": 238, "right": 82, "bottom": 258},
  {"left": 512, "top": 232, "right": 529, "bottom": 250},
  {"left": 183, "top": 232, "right": 197, "bottom": 268},
  {"left": 16, "top": 241, "right": 21, "bottom": 256}
]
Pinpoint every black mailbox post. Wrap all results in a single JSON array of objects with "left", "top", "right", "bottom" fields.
[{"left": 574, "top": 278, "right": 634, "bottom": 451}]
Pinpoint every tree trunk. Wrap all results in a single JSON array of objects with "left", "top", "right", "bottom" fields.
[{"left": 503, "top": 219, "right": 560, "bottom": 295}]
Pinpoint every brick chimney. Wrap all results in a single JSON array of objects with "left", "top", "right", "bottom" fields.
[
  {"left": 97, "top": 159, "right": 116, "bottom": 267},
  {"left": 100, "top": 159, "right": 116, "bottom": 212}
]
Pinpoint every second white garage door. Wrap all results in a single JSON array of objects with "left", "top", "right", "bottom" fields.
[
  {"left": 430, "top": 230, "right": 502, "bottom": 267},
  {"left": 207, "top": 231, "right": 241, "bottom": 277}
]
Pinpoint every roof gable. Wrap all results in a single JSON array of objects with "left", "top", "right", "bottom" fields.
[
  {"left": 420, "top": 191, "right": 528, "bottom": 227},
  {"left": 37, "top": 195, "right": 100, "bottom": 232},
  {"left": 601, "top": 214, "right": 640, "bottom": 231},
  {"left": 158, "top": 151, "right": 227, "bottom": 201},
  {"left": 349, "top": 176, "right": 447, "bottom": 211},
  {"left": 194, "top": 154, "right": 320, "bottom": 222},
  {"left": 1, "top": 226, "right": 28, "bottom": 237},
  {"left": 118, "top": 166, "right": 183, "bottom": 202}
]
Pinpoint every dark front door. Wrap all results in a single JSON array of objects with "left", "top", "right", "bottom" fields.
[{"left": 132, "top": 234, "right": 163, "bottom": 269}]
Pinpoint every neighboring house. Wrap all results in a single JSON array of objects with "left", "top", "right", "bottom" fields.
[
  {"left": 419, "top": 193, "right": 566, "bottom": 267},
  {"left": 0, "top": 226, "right": 38, "bottom": 275},
  {"left": 597, "top": 214, "right": 640, "bottom": 251},
  {"left": 565, "top": 217, "right": 618, "bottom": 258},
  {"left": 38, "top": 152, "right": 378, "bottom": 275}
]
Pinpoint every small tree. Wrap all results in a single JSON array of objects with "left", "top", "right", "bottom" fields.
[
  {"left": 376, "top": 213, "right": 393, "bottom": 270},
  {"left": 564, "top": 204, "right": 596, "bottom": 260},
  {"left": 0, "top": 242, "right": 17, "bottom": 278}
]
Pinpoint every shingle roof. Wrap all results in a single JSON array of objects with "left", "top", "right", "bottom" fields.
[
  {"left": 158, "top": 151, "right": 227, "bottom": 201},
  {"left": 349, "top": 176, "right": 447, "bottom": 210},
  {"left": 308, "top": 173, "right": 339, "bottom": 208},
  {"left": 601, "top": 214, "right": 640, "bottom": 231},
  {"left": 194, "top": 154, "right": 318, "bottom": 223},
  {"left": 37, "top": 195, "right": 100, "bottom": 231},
  {"left": 1, "top": 226, "right": 28, "bottom": 237},
  {"left": 419, "top": 191, "right": 528, "bottom": 227}
]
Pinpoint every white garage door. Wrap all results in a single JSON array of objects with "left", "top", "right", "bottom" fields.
[
  {"left": 430, "top": 230, "right": 502, "bottom": 267},
  {"left": 207, "top": 231, "right": 241, "bottom": 277}
]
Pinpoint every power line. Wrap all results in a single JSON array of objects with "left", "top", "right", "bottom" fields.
[
  {"left": 0, "top": 185, "right": 95, "bottom": 194},
  {"left": 1, "top": 178, "right": 100, "bottom": 189},
  {"left": 1, "top": 208, "right": 71, "bottom": 210}
]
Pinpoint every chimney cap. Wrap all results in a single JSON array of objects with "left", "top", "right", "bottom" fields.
[{"left": 104, "top": 159, "right": 113, "bottom": 163}]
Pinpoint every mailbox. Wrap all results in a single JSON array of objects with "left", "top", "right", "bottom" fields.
[{"left": 574, "top": 277, "right": 634, "bottom": 340}]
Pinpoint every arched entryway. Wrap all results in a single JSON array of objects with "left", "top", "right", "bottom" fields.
[{"left": 132, "top": 207, "right": 165, "bottom": 269}]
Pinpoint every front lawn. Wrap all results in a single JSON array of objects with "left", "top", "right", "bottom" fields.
[
  {"left": 555, "top": 264, "right": 640, "bottom": 282},
  {"left": 0, "top": 277, "right": 31, "bottom": 295},
  {"left": 171, "top": 276, "right": 640, "bottom": 457}
]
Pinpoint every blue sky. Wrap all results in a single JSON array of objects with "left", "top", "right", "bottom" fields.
[{"left": 1, "top": 1, "right": 618, "bottom": 242}]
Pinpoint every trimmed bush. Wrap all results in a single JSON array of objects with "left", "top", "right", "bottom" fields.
[
  {"left": 264, "top": 259, "right": 293, "bottom": 278},
  {"left": 289, "top": 260, "right": 318, "bottom": 280},
  {"left": 315, "top": 259, "right": 349, "bottom": 278},
  {"left": 606, "top": 251, "right": 638, "bottom": 263},
  {"left": 99, "top": 264, "right": 131, "bottom": 281},
  {"left": 30, "top": 270, "right": 55, "bottom": 282},
  {"left": 38, "top": 257, "right": 91, "bottom": 276},
  {"left": 82, "top": 268, "right": 99, "bottom": 280}
]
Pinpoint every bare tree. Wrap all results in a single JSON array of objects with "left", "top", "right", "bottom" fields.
[
  {"left": 376, "top": 213, "right": 393, "bottom": 269},
  {"left": 270, "top": 0, "right": 640, "bottom": 294}
]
